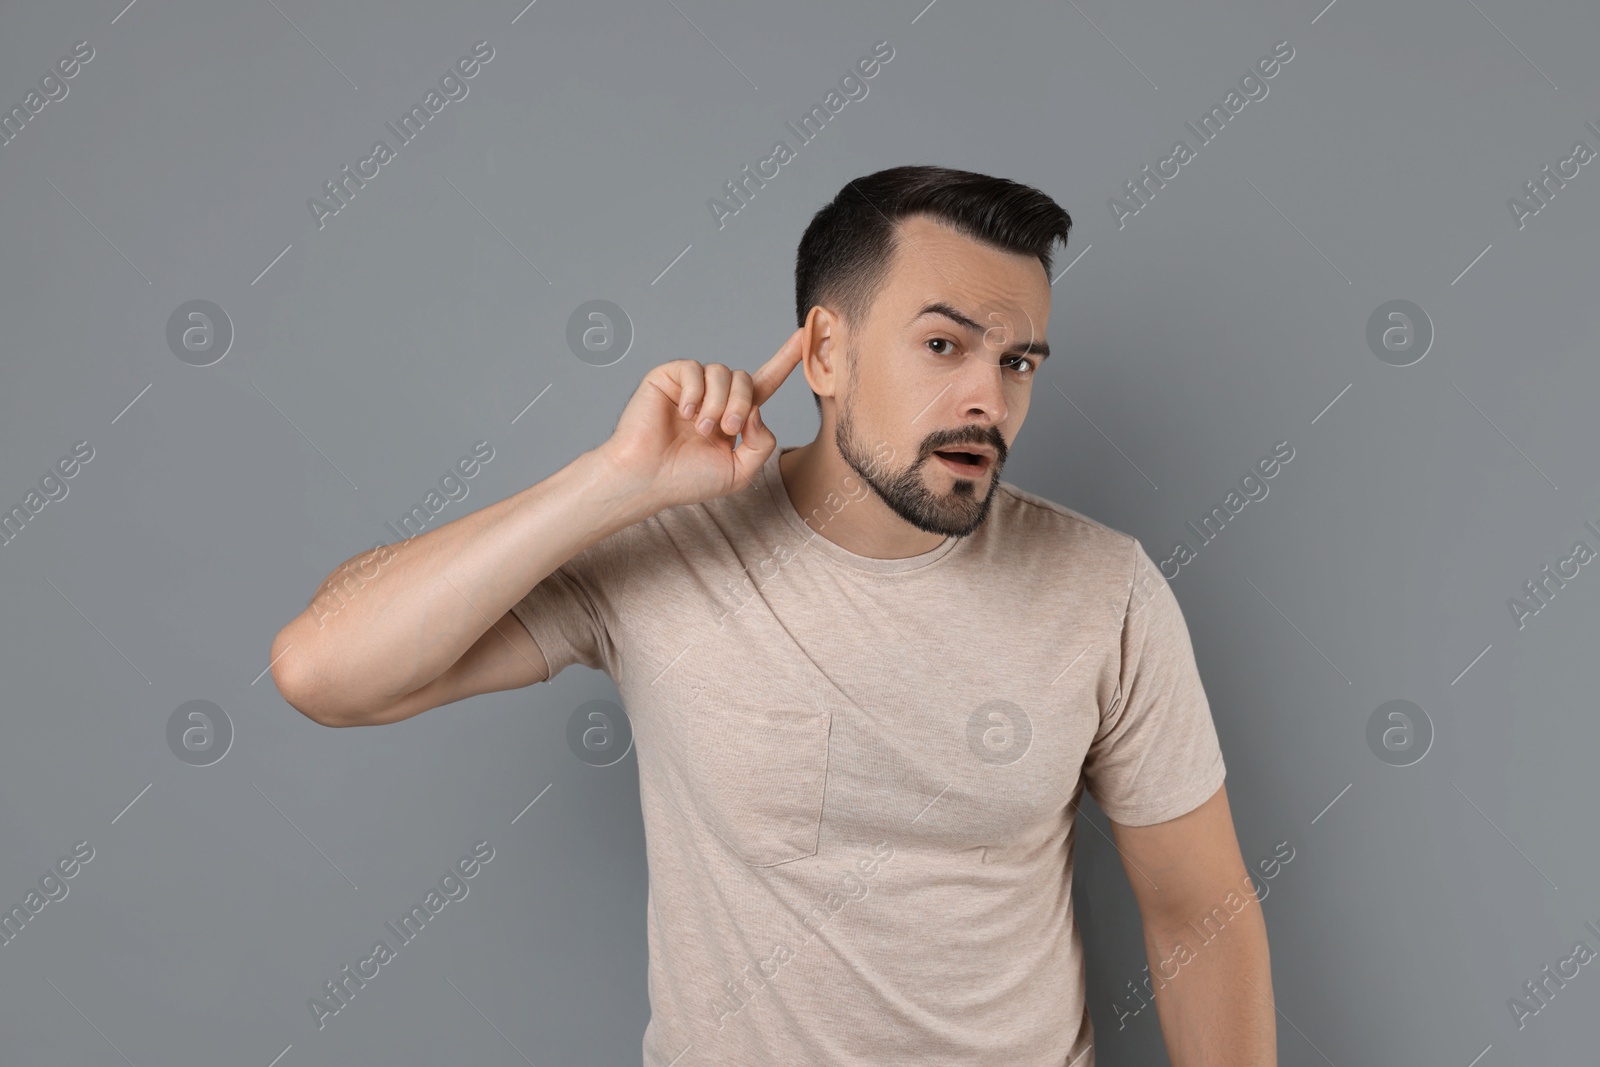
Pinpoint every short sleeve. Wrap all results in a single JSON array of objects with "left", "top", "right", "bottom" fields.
[
  {"left": 510, "top": 518, "right": 645, "bottom": 681},
  {"left": 1082, "top": 538, "right": 1226, "bottom": 826}
]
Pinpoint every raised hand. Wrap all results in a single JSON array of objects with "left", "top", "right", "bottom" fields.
[{"left": 595, "top": 327, "right": 807, "bottom": 511}]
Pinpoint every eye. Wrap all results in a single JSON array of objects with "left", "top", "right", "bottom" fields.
[
  {"left": 1004, "top": 355, "right": 1038, "bottom": 377},
  {"left": 926, "top": 337, "right": 957, "bottom": 356}
]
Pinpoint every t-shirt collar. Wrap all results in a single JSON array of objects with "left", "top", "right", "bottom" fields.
[{"left": 761, "top": 445, "right": 965, "bottom": 575}]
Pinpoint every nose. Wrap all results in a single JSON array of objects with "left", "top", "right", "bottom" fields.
[{"left": 952, "top": 349, "right": 1010, "bottom": 427}]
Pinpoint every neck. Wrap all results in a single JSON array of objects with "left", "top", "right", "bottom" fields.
[{"left": 778, "top": 438, "right": 950, "bottom": 560}]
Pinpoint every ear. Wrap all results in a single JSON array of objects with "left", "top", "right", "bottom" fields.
[{"left": 801, "top": 305, "right": 843, "bottom": 405}]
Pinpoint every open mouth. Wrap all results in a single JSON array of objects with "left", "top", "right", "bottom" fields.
[{"left": 932, "top": 450, "right": 992, "bottom": 476}]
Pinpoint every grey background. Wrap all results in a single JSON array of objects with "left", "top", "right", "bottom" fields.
[{"left": 1, "top": 0, "right": 1596, "bottom": 1063}]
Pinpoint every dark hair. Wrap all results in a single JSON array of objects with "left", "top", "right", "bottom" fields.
[{"left": 794, "top": 165, "right": 1072, "bottom": 412}]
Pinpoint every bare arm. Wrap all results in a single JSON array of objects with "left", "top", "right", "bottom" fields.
[
  {"left": 269, "top": 448, "right": 659, "bottom": 726},
  {"left": 1109, "top": 785, "right": 1277, "bottom": 1065},
  {"left": 269, "top": 330, "right": 807, "bottom": 728}
]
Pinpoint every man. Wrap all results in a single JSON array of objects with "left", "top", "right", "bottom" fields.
[{"left": 271, "top": 164, "right": 1276, "bottom": 1065}]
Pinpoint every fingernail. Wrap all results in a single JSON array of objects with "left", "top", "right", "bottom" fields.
[
  {"left": 698, "top": 418, "right": 714, "bottom": 435},
  {"left": 682, "top": 402, "right": 693, "bottom": 418},
  {"left": 725, "top": 414, "right": 742, "bottom": 433}
]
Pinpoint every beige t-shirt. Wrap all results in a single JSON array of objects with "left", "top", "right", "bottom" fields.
[{"left": 512, "top": 444, "right": 1226, "bottom": 1066}]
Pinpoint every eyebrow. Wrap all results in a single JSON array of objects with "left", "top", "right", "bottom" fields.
[{"left": 908, "top": 301, "right": 1050, "bottom": 360}]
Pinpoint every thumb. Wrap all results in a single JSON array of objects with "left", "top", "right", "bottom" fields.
[{"left": 730, "top": 405, "right": 776, "bottom": 491}]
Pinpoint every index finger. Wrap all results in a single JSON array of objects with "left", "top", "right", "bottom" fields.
[{"left": 750, "top": 327, "right": 807, "bottom": 407}]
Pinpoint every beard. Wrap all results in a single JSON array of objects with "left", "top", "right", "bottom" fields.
[{"left": 832, "top": 354, "right": 1006, "bottom": 539}]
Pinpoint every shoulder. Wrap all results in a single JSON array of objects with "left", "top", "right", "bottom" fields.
[
  {"left": 991, "top": 478, "right": 1140, "bottom": 566},
  {"left": 970, "top": 480, "right": 1150, "bottom": 634}
]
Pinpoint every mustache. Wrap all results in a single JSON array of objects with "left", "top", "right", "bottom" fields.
[{"left": 925, "top": 435, "right": 1005, "bottom": 458}]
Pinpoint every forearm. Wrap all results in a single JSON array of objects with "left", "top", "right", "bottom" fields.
[
  {"left": 1142, "top": 903, "right": 1276, "bottom": 1066},
  {"left": 271, "top": 447, "right": 659, "bottom": 720}
]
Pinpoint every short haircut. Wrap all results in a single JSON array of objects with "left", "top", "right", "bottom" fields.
[{"left": 794, "top": 165, "right": 1073, "bottom": 412}]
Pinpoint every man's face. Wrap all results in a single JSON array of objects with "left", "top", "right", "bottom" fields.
[{"left": 823, "top": 214, "right": 1052, "bottom": 538}]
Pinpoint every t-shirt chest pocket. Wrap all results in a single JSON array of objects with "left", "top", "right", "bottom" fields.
[{"left": 682, "top": 696, "right": 834, "bottom": 867}]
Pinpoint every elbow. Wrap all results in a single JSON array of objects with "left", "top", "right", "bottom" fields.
[
  {"left": 284, "top": 689, "right": 357, "bottom": 728},
  {"left": 269, "top": 628, "right": 355, "bottom": 728},
  {"left": 277, "top": 676, "right": 369, "bottom": 729},
  {"left": 281, "top": 683, "right": 370, "bottom": 729}
]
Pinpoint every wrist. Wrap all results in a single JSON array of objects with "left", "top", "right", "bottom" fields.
[{"left": 574, "top": 445, "right": 667, "bottom": 527}]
